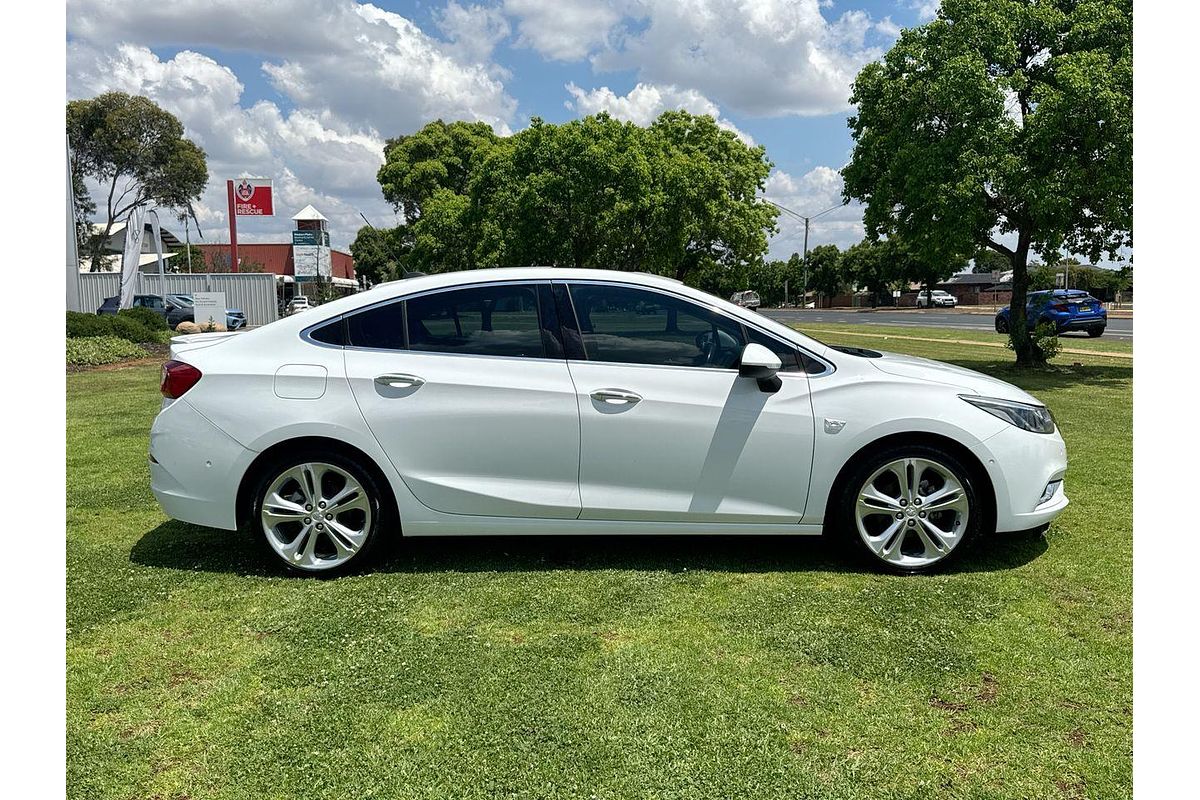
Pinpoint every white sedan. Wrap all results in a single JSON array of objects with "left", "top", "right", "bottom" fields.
[{"left": 151, "top": 268, "right": 1068, "bottom": 576}]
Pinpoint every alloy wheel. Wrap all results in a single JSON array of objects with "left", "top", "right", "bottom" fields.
[
  {"left": 854, "top": 457, "right": 970, "bottom": 569},
  {"left": 260, "top": 462, "right": 373, "bottom": 571}
]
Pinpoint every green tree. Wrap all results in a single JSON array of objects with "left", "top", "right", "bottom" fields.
[
  {"left": 972, "top": 249, "right": 1011, "bottom": 274},
  {"left": 381, "top": 111, "right": 778, "bottom": 285},
  {"left": 805, "top": 244, "right": 845, "bottom": 305},
  {"left": 1028, "top": 263, "right": 1057, "bottom": 291},
  {"left": 842, "top": 0, "right": 1131, "bottom": 364},
  {"left": 841, "top": 239, "right": 905, "bottom": 307},
  {"left": 377, "top": 120, "right": 500, "bottom": 224},
  {"left": 67, "top": 92, "right": 209, "bottom": 272},
  {"left": 169, "top": 243, "right": 208, "bottom": 273},
  {"left": 349, "top": 224, "right": 413, "bottom": 285}
]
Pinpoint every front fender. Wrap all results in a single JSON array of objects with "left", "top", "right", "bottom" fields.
[{"left": 804, "top": 377, "right": 1008, "bottom": 525}]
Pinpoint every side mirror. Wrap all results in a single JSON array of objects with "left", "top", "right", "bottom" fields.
[{"left": 739, "top": 343, "right": 783, "bottom": 393}]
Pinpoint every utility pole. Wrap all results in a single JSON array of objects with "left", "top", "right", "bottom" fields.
[
  {"left": 765, "top": 199, "right": 847, "bottom": 310},
  {"left": 802, "top": 217, "right": 810, "bottom": 307}
]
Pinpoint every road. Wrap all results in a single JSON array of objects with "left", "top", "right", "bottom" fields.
[{"left": 761, "top": 308, "right": 1133, "bottom": 341}]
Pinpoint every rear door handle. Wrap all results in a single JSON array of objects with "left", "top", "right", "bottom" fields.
[
  {"left": 590, "top": 388, "right": 642, "bottom": 406},
  {"left": 375, "top": 373, "right": 425, "bottom": 389}
]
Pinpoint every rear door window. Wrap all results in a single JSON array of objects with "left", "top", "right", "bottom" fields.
[{"left": 405, "top": 284, "right": 547, "bottom": 358}]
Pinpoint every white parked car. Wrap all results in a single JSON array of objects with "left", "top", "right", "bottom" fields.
[
  {"left": 730, "top": 290, "right": 761, "bottom": 311},
  {"left": 916, "top": 289, "right": 958, "bottom": 308},
  {"left": 151, "top": 268, "right": 1067, "bottom": 576},
  {"left": 286, "top": 296, "right": 311, "bottom": 314}
]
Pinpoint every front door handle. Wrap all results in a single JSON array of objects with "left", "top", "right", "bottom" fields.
[
  {"left": 375, "top": 373, "right": 425, "bottom": 389},
  {"left": 590, "top": 388, "right": 642, "bottom": 406}
]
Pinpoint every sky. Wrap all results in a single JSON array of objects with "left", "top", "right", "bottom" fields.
[{"left": 66, "top": 0, "right": 944, "bottom": 260}]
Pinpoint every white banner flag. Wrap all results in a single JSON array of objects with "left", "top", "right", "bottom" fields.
[
  {"left": 118, "top": 206, "right": 146, "bottom": 309},
  {"left": 147, "top": 209, "right": 165, "bottom": 281}
]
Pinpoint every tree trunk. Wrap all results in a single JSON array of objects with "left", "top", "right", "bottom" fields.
[
  {"left": 91, "top": 217, "right": 115, "bottom": 272},
  {"left": 1007, "top": 232, "right": 1041, "bottom": 366}
]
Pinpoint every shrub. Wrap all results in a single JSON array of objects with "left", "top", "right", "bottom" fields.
[
  {"left": 1030, "top": 322, "right": 1062, "bottom": 361},
  {"left": 118, "top": 306, "right": 169, "bottom": 331},
  {"left": 66, "top": 311, "right": 111, "bottom": 338},
  {"left": 65, "top": 336, "right": 148, "bottom": 366},
  {"left": 65, "top": 311, "right": 160, "bottom": 343},
  {"left": 1006, "top": 321, "right": 1062, "bottom": 363}
]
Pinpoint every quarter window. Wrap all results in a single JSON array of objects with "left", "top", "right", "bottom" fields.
[
  {"left": 346, "top": 301, "right": 405, "bottom": 350},
  {"left": 567, "top": 284, "right": 745, "bottom": 369}
]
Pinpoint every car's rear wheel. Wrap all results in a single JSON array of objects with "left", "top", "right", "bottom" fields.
[
  {"left": 251, "top": 451, "right": 386, "bottom": 576},
  {"left": 995, "top": 316, "right": 1009, "bottom": 333},
  {"left": 837, "top": 444, "right": 981, "bottom": 574},
  {"left": 1087, "top": 326, "right": 1105, "bottom": 338}
]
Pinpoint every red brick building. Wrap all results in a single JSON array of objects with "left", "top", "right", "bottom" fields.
[
  {"left": 193, "top": 205, "right": 357, "bottom": 291},
  {"left": 193, "top": 243, "right": 356, "bottom": 282}
]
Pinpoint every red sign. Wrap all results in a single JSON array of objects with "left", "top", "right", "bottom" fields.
[{"left": 232, "top": 178, "right": 274, "bottom": 216}]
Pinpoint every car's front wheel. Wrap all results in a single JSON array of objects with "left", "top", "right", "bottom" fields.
[
  {"left": 251, "top": 451, "right": 387, "bottom": 576},
  {"left": 995, "top": 316, "right": 1009, "bottom": 333},
  {"left": 837, "top": 444, "right": 981, "bottom": 574}
]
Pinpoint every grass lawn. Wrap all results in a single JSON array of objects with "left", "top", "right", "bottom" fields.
[
  {"left": 791, "top": 320, "right": 1133, "bottom": 358},
  {"left": 66, "top": 330, "right": 1131, "bottom": 800}
]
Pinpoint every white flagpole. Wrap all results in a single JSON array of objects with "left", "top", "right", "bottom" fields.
[{"left": 66, "top": 135, "right": 82, "bottom": 311}]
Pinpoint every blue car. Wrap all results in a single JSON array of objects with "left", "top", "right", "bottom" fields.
[{"left": 995, "top": 289, "right": 1107, "bottom": 338}]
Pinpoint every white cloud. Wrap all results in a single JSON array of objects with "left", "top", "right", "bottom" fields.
[
  {"left": 500, "top": 0, "right": 884, "bottom": 117},
  {"left": 762, "top": 166, "right": 865, "bottom": 259},
  {"left": 67, "top": 0, "right": 517, "bottom": 137},
  {"left": 875, "top": 16, "right": 903, "bottom": 39},
  {"left": 503, "top": 0, "right": 624, "bottom": 61},
  {"left": 564, "top": 82, "right": 754, "bottom": 145},
  {"left": 906, "top": 1, "right": 941, "bottom": 22},
  {"left": 67, "top": 42, "right": 396, "bottom": 248},
  {"left": 435, "top": 2, "right": 512, "bottom": 65},
  {"left": 65, "top": 0, "right": 525, "bottom": 248}
]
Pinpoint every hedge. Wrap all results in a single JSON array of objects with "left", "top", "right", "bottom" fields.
[
  {"left": 66, "top": 311, "right": 164, "bottom": 343},
  {"left": 66, "top": 336, "right": 149, "bottom": 366}
]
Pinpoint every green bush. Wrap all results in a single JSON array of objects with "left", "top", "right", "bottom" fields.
[
  {"left": 118, "top": 306, "right": 169, "bottom": 331},
  {"left": 65, "top": 336, "right": 148, "bottom": 366},
  {"left": 66, "top": 311, "right": 112, "bottom": 338},
  {"left": 1006, "top": 321, "right": 1062, "bottom": 362},
  {"left": 65, "top": 311, "right": 161, "bottom": 343}
]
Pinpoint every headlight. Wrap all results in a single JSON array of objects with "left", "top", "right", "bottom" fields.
[{"left": 960, "top": 395, "right": 1056, "bottom": 434}]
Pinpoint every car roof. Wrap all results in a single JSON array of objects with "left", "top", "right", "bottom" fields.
[{"left": 283, "top": 266, "right": 827, "bottom": 353}]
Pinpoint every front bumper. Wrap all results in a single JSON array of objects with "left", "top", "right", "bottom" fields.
[
  {"left": 970, "top": 424, "right": 1069, "bottom": 532},
  {"left": 150, "top": 398, "right": 254, "bottom": 530}
]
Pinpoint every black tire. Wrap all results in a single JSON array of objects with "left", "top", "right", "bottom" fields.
[
  {"left": 995, "top": 316, "right": 1009, "bottom": 333},
  {"left": 1087, "top": 326, "right": 1104, "bottom": 338},
  {"left": 249, "top": 449, "right": 390, "bottom": 576},
  {"left": 833, "top": 443, "right": 983, "bottom": 575}
]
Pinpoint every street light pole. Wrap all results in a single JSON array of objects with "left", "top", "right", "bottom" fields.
[{"left": 765, "top": 199, "right": 847, "bottom": 309}]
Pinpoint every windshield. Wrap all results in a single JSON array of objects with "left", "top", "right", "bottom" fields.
[{"left": 169, "top": 294, "right": 195, "bottom": 307}]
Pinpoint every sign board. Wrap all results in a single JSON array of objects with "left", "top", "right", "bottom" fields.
[
  {"left": 232, "top": 178, "right": 274, "bottom": 216},
  {"left": 293, "top": 245, "right": 332, "bottom": 282},
  {"left": 292, "top": 230, "right": 330, "bottom": 247},
  {"left": 192, "top": 292, "right": 226, "bottom": 330}
]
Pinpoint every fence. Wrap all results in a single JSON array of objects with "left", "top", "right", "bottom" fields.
[{"left": 77, "top": 272, "right": 279, "bottom": 327}]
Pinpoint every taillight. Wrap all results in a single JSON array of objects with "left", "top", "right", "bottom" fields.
[
  {"left": 161, "top": 360, "right": 203, "bottom": 399},
  {"left": 1052, "top": 303, "right": 1069, "bottom": 312}
]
